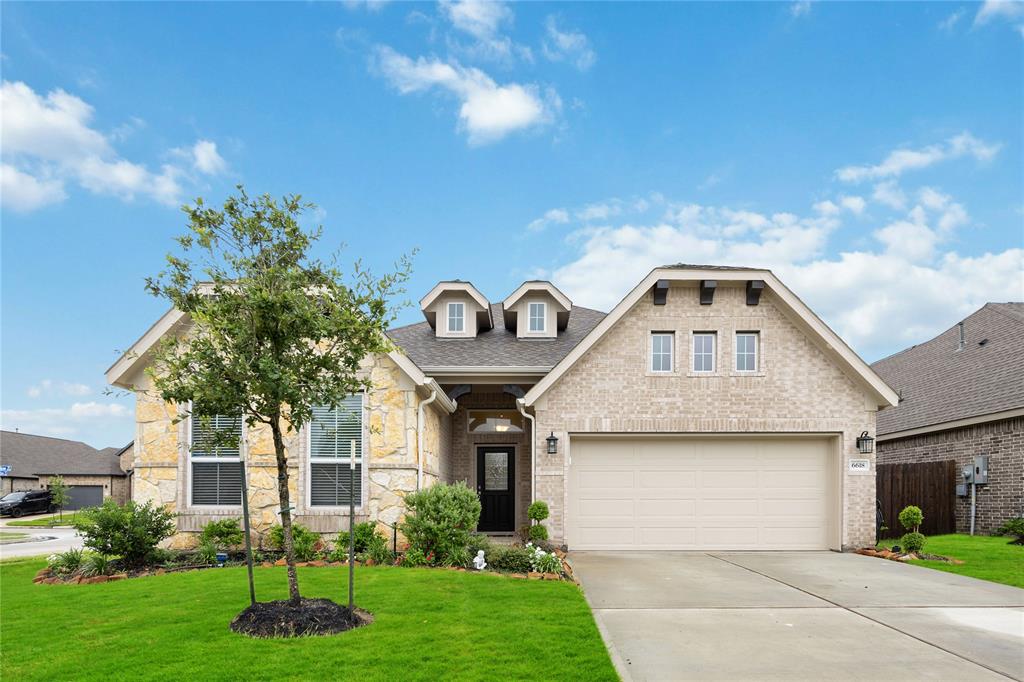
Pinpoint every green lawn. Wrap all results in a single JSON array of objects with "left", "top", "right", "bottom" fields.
[
  {"left": 0, "top": 558, "right": 617, "bottom": 681},
  {"left": 5, "top": 513, "right": 78, "bottom": 527},
  {"left": 878, "top": 534, "right": 1024, "bottom": 588}
]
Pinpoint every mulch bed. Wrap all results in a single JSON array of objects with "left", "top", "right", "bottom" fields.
[
  {"left": 856, "top": 547, "right": 963, "bottom": 564},
  {"left": 229, "top": 598, "right": 371, "bottom": 638}
]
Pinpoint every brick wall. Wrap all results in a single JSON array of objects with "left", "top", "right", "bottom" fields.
[
  {"left": 877, "top": 416, "right": 1024, "bottom": 534},
  {"left": 532, "top": 281, "right": 881, "bottom": 550}
]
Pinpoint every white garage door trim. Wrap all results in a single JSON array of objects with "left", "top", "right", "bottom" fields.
[{"left": 566, "top": 434, "right": 842, "bottom": 551}]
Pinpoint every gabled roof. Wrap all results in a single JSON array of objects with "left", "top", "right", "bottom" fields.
[
  {"left": 523, "top": 266, "right": 899, "bottom": 408},
  {"left": 502, "top": 281, "right": 573, "bottom": 333},
  {"left": 105, "top": 308, "right": 456, "bottom": 413},
  {"left": 0, "top": 430, "right": 127, "bottom": 477},
  {"left": 872, "top": 303, "right": 1024, "bottom": 437},
  {"left": 388, "top": 304, "right": 606, "bottom": 370},
  {"left": 419, "top": 281, "right": 494, "bottom": 331}
]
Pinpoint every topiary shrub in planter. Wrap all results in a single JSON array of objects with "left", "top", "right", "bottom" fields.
[
  {"left": 401, "top": 482, "right": 481, "bottom": 566},
  {"left": 73, "top": 499, "right": 176, "bottom": 568},
  {"left": 267, "top": 523, "right": 323, "bottom": 562},
  {"left": 528, "top": 524, "right": 549, "bottom": 542},
  {"left": 898, "top": 505, "right": 923, "bottom": 533},
  {"left": 995, "top": 517, "right": 1024, "bottom": 545},
  {"left": 900, "top": 532, "right": 926, "bottom": 554},
  {"left": 526, "top": 500, "right": 550, "bottom": 543}
]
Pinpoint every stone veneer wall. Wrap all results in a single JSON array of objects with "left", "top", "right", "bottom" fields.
[
  {"left": 877, "top": 416, "right": 1024, "bottom": 534},
  {"left": 531, "top": 282, "right": 880, "bottom": 550},
  {"left": 449, "top": 386, "right": 532, "bottom": 532},
  {"left": 131, "top": 353, "right": 452, "bottom": 548}
]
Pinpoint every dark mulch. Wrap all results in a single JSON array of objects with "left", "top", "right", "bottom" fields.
[{"left": 229, "top": 598, "right": 370, "bottom": 638}]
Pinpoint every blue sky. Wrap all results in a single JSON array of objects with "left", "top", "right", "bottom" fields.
[{"left": 2, "top": 1, "right": 1022, "bottom": 447}]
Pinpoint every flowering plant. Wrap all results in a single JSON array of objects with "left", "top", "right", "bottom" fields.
[{"left": 525, "top": 542, "right": 562, "bottom": 574}]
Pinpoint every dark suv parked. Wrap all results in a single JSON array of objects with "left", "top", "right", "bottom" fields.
[{"left": 0, "top": 490, "right": 54, "bottom": 517}]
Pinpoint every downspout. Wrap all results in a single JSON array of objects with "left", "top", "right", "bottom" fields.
[
  {"left": 517, "top": 398, "right": 537, "bottom": 503},
  {"left": 417, "top": 385, "right": 438, "bottom": 491}
]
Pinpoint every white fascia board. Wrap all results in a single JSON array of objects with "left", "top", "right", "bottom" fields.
[
  {"left": 419, "top": 282, "right": 490, "bottom": 313},
  {"left": 502, "top": 281, "right": 572, "bottom": 311},
  {"left": 105, "top": 308, "right": 188, "bottom": 389},
  {"left": 877, "top": 407, "right": 1024, "bottom": 441},
  {"left": 419, "top": 365, "right": 552, "bottom": 375},
  {"left": 523, "top": 267, "right": 899, "bottom": 408}
]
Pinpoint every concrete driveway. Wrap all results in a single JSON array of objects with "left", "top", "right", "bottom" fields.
[
  {"left": 570, "top": 551, "right": 1024, "bottom": 681},
  {"left": 0, "top": 515, "right": 83, "bottom": 559}
]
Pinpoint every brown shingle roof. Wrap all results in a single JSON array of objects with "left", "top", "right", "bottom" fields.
[
  {"left": 871, "top": 303, "right": 1024, "bottom": 435},
  {"left": 387, "top": 304, "right": 606, "bottom": 369},
  {"left": 0, "top": 431, "right": 127, "bottom": 478}
]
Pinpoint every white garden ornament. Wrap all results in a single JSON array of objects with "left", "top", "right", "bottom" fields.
[{"left": 473, "top": 550, "right": 487, "bottom": 570}]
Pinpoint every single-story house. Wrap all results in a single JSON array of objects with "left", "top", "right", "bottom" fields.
[
  {"left": 106, "top": 265, "right": 897, "bottom": 550},
  {"left": 0, "top": 430, "right": 131, "bottom": 508},
  {"left": 872, "top": 302, "right": 1023, "bottom": 534}
]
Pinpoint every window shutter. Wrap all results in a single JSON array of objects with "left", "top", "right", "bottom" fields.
[
  {"left": 190, "top": 414, "right": 242, "bottom": 457},
  {"left": 191, "top": 462, "right": 242, "bottom": 505},
  {"left": 309, "top": 394, "right": 363, "bottom": 506}
]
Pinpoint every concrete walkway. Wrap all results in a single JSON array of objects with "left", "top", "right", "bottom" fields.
[{"left": 570, "top": 551, "right": 1024, "bottom": 682}]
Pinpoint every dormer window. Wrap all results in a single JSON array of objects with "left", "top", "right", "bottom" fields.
[
  {"left": 529, "top": 302, "right": 546, "bottom": 332},
  {"left": 448, "top": 302, "right": 465, "bottom": 333}
]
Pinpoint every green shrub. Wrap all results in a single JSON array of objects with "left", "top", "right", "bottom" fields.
[
  {"left": 367, "top": 539, "right": 395, "bottom": 566},
  {"left": 898, "top": 505, "right": 923, "bottom": 533},
  {"left": 73, "top": 499, "right": 176, "bottom": 567},
  {"left": 267, "top": 523, "right": 323, "bottom": 562},
  {"left": 526, "top": 543, "right": 562, "bottom": 574},
  {"left": 901, "top": 532, "right": 926, "bottom": 553},
  {"left": 400, "top": 547, "right": 429, "bottom": 567},
  {"left": 488, "top": 545, "right": 533, "bottom": 573},
  {"left": 466, "top": 533, "right": 492, "bottom": 557},
  {"left": 195, "top": 542, "right": 218, "bottom": 565},
  {"left": 83, "top": 553, "right": 115, "bottom": 577},
  {"left": 47, "top": 548, "right": 84, "bottom": 575},
  {"left": 400, "top": 482, "right": 481, "bottom": 566},
  {"left": 199, "top": 518, "right": 244, "bottom": 550},
  {"left": 528, "top": 524, "right": 549, "bottom": 542},
  {"left": 995, "top": 517, "right": 1024, "bottom": 545},
  {"left": 336, "top": 521, "right": 385, "bottom": 555},
  {"left": 527, "top": 501, "right": 550, "bottom": 522}
]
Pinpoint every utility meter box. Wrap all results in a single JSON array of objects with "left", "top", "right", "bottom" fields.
[
  {"left": 973, "top": 455, "right": 990, "bottom": 485},
  {"left": 962, "top": 464, "right": 975, "bottom": 484}
]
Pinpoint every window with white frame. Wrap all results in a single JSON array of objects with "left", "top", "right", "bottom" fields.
[
  {"left": 447, "top": 302, "right": 465, "bottom": 332},
  {"left": 651, "top": 332, "right": 674, "bottom": 372},
  {"left": 528, "top": 302, "right": 546, "bottom": 332},
  {"left": 309, "top": 394, "right": 363, "bottom": 507},
  {"left": 692, "top": 332, "right": 716, "bottom": 373},
  {"left": 735, "top": 332, "right": 759, "bottom": 372},
  {"left": 190, "top": 414, "right": 243, "bottom": 506}
]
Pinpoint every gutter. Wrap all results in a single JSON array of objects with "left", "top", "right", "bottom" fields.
[
  {"left": 417, "top": 386, "right": 439, "bottom": 490},
  {"left": 516, "top": 398, "right": 537, "bottom": 504}
]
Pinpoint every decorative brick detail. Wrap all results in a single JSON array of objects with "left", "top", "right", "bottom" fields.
[
  {"left": 531, "top": 282, "right": 880, "bottom": 550},
  {"left": 877, "top": 416, "right": 1024, "bottom": 534}
]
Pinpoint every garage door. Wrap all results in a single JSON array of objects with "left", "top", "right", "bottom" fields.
[
  {"left": 66, "top": 485, "right": 104, "bottom": 510},
  {"left": 567, "top": 437, "right": 835, "bottom": 550}
]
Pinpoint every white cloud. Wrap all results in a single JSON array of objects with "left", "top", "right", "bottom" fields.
[
  {"left": 839, "top": 195, "right": 866, "bottom": 214},
  {"left": 576, "top": 200, "right": 623, "bottom": 222},
  {"left": 372, "top": 46, "right": 558, "bottom": 145},
  {"left": 939, "top": 8, "right": 966, "bottom": 31},
  {"left": 342, "top": 0, "right": 390, "bottom": 12},
  {"left": 542, "top": 16, "right": 596, "bottom": 71},
  {"left": 539, "top": 181, "right": 1018, "bottom": 359},
  {"left": 789, "top": 1, "right": 812, "bottom": 18},
  {"left": 872, "top": 180, "right": 907, "bottom": 210},
  {"left": 439, "top": 0, "right": 531, "bottom": 63},
  {"left": 190, "top": 140, "right": 227, "bottom": 175},
  {"left": 1, "top": 163, "right": 66, "bottom": 211},
  {"left": 27, "top": 379, "right": 92, "bottom": 399},
  {"left": 527, "top": 207, "right": 569, "bottom": 232},
  {"left": 1, "top": 401, "right": 130, "bottom": 441},
  {"left": 974, "top": 0, "right": 1024, "bottom": 25},
  {"left": 836, "top": 131, "right": 1001, "bottom": 183},
  {"left": 0, "top": 81, "right": 227, "bottom": 211}
]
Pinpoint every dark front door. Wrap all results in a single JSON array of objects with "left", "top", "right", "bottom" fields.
[{"left": 477, "top": 446, "right": 515, "bottom": 532}]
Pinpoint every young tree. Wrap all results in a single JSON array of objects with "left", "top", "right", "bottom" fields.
[
  {"left": 146, "top": 187, "right": 411, "bottom": 606},
  {"left": 48, "top": 475, "right": 70, "bottom": 522}
]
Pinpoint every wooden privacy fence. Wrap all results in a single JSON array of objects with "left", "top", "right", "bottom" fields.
[{"left": 876, "top": 460, "right": 957, "bottom": 539}]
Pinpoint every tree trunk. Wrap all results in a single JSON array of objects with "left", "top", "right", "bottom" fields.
[{"left": 270, "top": 416, "right": 301, "bottom": 605}]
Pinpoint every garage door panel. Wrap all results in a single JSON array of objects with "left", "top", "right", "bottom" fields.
[{"left": 569, "top": 437, "right": 833, "bottom": 551}]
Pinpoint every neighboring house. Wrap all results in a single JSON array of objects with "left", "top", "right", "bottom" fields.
[
  {"left": 106, "top": 266, "right": 897, "bottom": 550},
  {"left": 0, "top": 430, "right": 130, "bottom": 507},
  {"left": 872, "top": 303, "right": 1024, "bottom": 534}
]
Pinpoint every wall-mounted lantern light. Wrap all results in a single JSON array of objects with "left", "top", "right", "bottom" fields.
[
  {"left": 856, "top": 431, "right": 874, "bottom": 454},
  {"left": 546, "top": 432, "right": 559, "bottom": 455}
]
